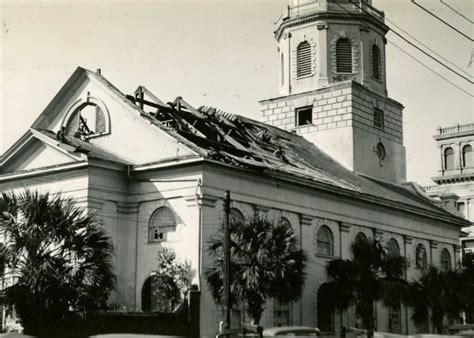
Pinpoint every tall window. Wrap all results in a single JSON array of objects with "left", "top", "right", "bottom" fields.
[
  {"left": 336, "top": 38, "right": 352, "bottom": 73},
  {"left": 149, "top": 207, "right": 176, "bottom": 243},
  {"left": 415, "top": 244, "right": 427, "bottom": 269},
  {"left": 372, "top": 45, "right": 381, "bottom": 80},
  {"left": 373, "top": 108, "right": 384, "bottom": 129},
  {"left": 317, "top": 225, "right": 334, "bottom": 256},
  {"left": 281, "top": 53, "right": 285, "bottom": 86},
  {"left": 463, "top": 145, "right": 473, "bottom": 167},
  {"left": 273, "top": 299, "right": 290, "bottom": 327},
  {"left": 317, "top": 283, "right": 335, "bottom": 332},
  {"left": 440, "top": 248, "right": 451, "bottom": 271},
  {"left": 297, "top": 41, "right": 312, "bottom": 77},
  {"left": 387, "top": 238, "right": 400, "bottom": 258},
  {"left": 444, "top": 147, "right": 454, "bottom": 170}
]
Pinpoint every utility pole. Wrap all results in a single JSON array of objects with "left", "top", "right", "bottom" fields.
[{"left": 223, "top": 191, "right": 231, "bottom": 330}]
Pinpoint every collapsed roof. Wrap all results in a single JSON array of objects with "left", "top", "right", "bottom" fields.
[{"left": 3, "top": 67, "right": 468, "bottom": 226}]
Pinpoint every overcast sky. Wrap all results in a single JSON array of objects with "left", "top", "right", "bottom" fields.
[{"left": 1, "top": 0, "right": 472, "bottom": 185}]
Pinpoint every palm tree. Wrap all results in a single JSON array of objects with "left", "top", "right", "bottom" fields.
[
  {"left": 0, "top": 190, "right": 116, "bottom": 336},
  {"left": 205, "top": 214, "right": 307, "bottom": 326},
  {"left": 410, "top": 266, "right": 464, "bottom": 333},
  {"left": 326, "top": 237, "right": 408, "bottom": 338}
]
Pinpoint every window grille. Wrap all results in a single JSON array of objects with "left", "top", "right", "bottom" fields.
[
  {"left": 281, "top": 53, "right": 285, "bottom": 86},
  {"left": 149, "top": 207, "right": 176, "bottom": 243},
  {"left": 372, "top": 45, "right": 381, "bottom": 80},
  {"left": 387, "top": 238, "right": 400, "bottom": 258},
  {"left": 440, "top": 249, "right": 451, "bottom": 271},
  {"left": 297, "top": 41, "right": 312, "bottom": 77},
  {"left": 336, "top": 38, "right": 352, "bottom": 73},
  {"left": 317, "top": 226, "right": 334, "bottom": 256},
  {"left": 373, "top": 108, "right": 384, "bottom": 129}
]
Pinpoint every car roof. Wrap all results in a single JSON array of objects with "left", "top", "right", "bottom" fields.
[{"left": 262, "top": 326, "right": 320, "bottom": 335}]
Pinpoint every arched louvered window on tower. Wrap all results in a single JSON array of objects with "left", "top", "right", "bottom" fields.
[
  {"left": 281, "top": 53, "right": 285, "bottom": 86},
  {"left": 444, "top": 147, "right": 454, "bottom": 170},
  {"left": 296, "top": 41, "right": 312, "bottom": 78},
  {"left": 372, "top": 45, "right": 381, "bottom": 80},
  {"left": 336, "top": 38, "right": 352, "bottom": 73},
  {"left": 463, "top": 145, "right": 473, "bottom": 167}
]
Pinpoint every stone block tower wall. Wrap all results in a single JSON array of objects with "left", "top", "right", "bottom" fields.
[
  {"left": 260, "top": 81, "right": 406, "bottom": 183},
  {"left": 262, "top": 0, "right": 406, "bottom": 184}
]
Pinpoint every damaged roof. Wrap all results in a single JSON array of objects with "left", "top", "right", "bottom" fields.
[{"left": 25, "top": 68, "right": 470, "bottom": 225}]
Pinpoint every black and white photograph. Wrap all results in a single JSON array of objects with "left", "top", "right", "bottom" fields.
[{"left": 0, "top": 0, "right": 473, "bottom": 337}]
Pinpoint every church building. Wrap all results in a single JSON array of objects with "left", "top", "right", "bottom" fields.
[{"left": 0, "top": 0, "right": 470, "bottom": 336}]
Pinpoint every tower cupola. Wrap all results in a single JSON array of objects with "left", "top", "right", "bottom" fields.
[
  {"left": 276, "top": 0, "right": 388, "bottom": 97},
  {"left": 261, "top": 0, "right": 407, "bottom": 184}
]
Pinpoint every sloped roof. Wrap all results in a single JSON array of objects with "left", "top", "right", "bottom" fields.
[
  {"left": 3, "top": 67, "right": 467, "bottom": 226},
  {"left": 37, "top": 129, "right": 132, "bottom": 165},
  {"left": 73, "top": 68, "right": 466, "bottom": 226}
]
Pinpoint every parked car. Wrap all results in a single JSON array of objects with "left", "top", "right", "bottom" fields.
[{"left": 262, "top": 326, "right": 322, "bottom": 336}]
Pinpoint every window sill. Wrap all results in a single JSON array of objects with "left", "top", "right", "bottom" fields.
[
  {"left": 296, "top": 73, "right": 314, "bottom": 80},
  {"left": 148, "top": 240, "right": 165, "bottom": 244}
]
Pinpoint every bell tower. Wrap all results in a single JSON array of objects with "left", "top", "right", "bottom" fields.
[{"left": 261, "top": 0, "right": 406, "bottom": 184}]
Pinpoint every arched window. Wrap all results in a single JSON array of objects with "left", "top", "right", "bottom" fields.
[
  {"left": 149, "top": 207, "right": 176, "bottom": 243},
  {"left": 317, "top": 283, "right": 334, "bottom": 332},
  {"left": 64, "top": 101, "right": 109, "bottom": 138},
  {"left": 440, "top": 248, "right": 451, "bottom": 271},
  {"left": 415, "top": 244, "right": 427, "bottom": 269},
  {"left": 229, "top": 208, "right": 244, "bottom": 224},
  {"left": 317, "top": 225, "right": 334, "bottom": 256},
  {"left": 444, "top": 147, "right": 454, "bottom": 170},
  {"left": 355, "top": 232, "right": 368, "bottom": 245},
  {"left": 387, "top": 238, "right": 400, "bottom": 258},
  {"left": 463, "top": 145, "right": 473, "bottom": 167},
  {"left": 372, "top": 45, "right": 381, "bottom": 80},
  {"left": 336, "top": 38, "right": 352, "bottom": 73},
  {"left": 281, "top": 53, "right": 285, "bottom": 86},
  {"left": 297, "top": 41, "right": 312, "bottom": 77}
]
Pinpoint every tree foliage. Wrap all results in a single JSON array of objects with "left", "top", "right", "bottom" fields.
[
  {"left": 409, "top": 266, "right": 463, "bottom": 333},
  {"left": 0, "top": 190, "right": 116, "bottom": 336},
  {"left": 150, "top": 247, "right": 191, "bottom": 312},
  {"left": 205, "top": 215, "right": 307, "bottom": 325},
  {"left": 326, "top": 237, "right": 408, "bottom": 338}
]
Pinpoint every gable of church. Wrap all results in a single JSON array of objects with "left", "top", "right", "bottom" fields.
[{"left": 1, "top": 67, "right": 199, "bottom": 172}]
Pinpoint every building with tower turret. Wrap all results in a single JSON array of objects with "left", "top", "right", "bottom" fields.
[
  {"left": 261, "top": 0, "right": 405, "bottom": 184},
  {"left": 0, "top": 0, "right": 469, "bottom": 336}
]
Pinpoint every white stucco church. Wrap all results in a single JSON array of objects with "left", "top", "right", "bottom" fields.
[{"left": 0, "top": 0, "right": 470, "bottom": 336}]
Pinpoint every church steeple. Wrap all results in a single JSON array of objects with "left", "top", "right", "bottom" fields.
[
  {"left": 276, "top": 0, "right": 388, "bottom": 97},
  {"left": 261, "top": 0, "right": 407, "bottom": 184}
]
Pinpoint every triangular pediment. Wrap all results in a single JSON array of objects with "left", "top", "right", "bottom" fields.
[
  {"left": 1, "top": 67, "right": 200, "bottom": 169},
  {"left": 0, "top": 130, "right": 83, "bottom": 174}
]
